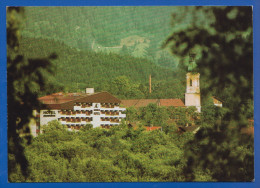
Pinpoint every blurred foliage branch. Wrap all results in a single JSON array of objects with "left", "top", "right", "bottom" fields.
[
  {"left": 164, "top": 6, "right": 253, "bottom": 181},
  {"left": 7, "top": 7, "right": 57, "bottom": 180}
]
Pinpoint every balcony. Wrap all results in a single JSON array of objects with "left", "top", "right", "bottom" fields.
[{"left": 100, "top": 117, "right": 120, "bottom": 123}]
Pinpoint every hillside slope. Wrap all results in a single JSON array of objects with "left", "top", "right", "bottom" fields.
[
  {"left": 20, "top": 37, "right": 185, "bottom": 99},
  {"left": 22, "top": 7, "right": 179, "bottom": 69}
]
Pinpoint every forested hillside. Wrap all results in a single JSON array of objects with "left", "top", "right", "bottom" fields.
[
  {"left": 22, "top": 7, "right": 179, "bottom": 68},
  {"left": 19, "top": 36, "right": 185, "bottom": 99}
]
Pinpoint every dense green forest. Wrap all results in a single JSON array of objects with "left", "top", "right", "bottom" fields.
[
  {"left": 10, "top": 120, "right": 198, "bottom": 182},
  {"left": 19, "top": 36, "right": 186, "bottom": 99},
  {"left": 22, "top": 7, "right": 179, "bottom": 68}
]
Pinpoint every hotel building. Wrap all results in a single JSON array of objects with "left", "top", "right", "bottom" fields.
[{"left": 31, "top": 89, "right": 126, "bottom": 136}]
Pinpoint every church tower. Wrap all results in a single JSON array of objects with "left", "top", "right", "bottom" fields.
[{"left": 185, "top": 53, "right": 201, "bottom": 112}]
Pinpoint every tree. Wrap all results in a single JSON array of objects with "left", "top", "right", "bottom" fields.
[
  {"left": 125, "top": 106, "right": 138, "bottom": 122},
  {"left": 164, "top": 6, "right": 253, "bottom": 181},
  {"left": 153, "top": 106, "right": 169, "bottom": 127},
  {"left": 141, "top": 103, "right": 158, "bottom": 126},
  {"left": 120, "top": 45, "right": 129, "bottom": 55},
  {"left": 7, "top": 7, "right": 57, "bottom": 181}
]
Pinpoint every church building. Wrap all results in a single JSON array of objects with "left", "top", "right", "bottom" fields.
[{"left": 185, "top": 72, "right": 201, "bottom": 112}]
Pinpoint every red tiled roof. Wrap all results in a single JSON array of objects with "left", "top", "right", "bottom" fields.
[
  {"left": 121, "top": 100, "right": 139, "bottom": 107},
  {"left": 159, "top": 99, "right": 185, "bottom": 107},
  {"left": 121, "top": 99, "right": 159, "bottom": 108},
  {"left": 212, "top": 96, "right": 224, "bottom": 103},
  {"left": 135, "top": 99, "right": 159, "bottom": 107},
  {"left": 39, "top": 92, "right": 121, "bottom": 110},
  {"left": 144, "top": 126, "right": 162, "bottom": 131},
  {"left": 132, "top": 126, "right": 162, "bottom": 131},
  {"left": 121, "top": 98, "right": 184, "bottom": 108},
  {"left": 39, "top": 92, "right": 86, "bottom": 104},
  {"left": 241, "top": 126, "right": 254, "bottom": 136},
  {"left": 43, "top": 103, "right": 62, "bottom": 109},
  {"left": 73, "top": 92, "right": 121, "bottom": 104}
]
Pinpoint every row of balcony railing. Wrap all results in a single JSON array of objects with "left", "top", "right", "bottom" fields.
[
  {"left": 100, "top": 118, "right": 120, "bottom": 123},
  {"left": 60, "top": 110, "right": 124, "bottom": 115},
  {"left": 74, "top": 103, "right": 120, "bottom": 108},
  {"left": 59, "top": 117, "right": 93, "bottom": 122},
  {"left": 101, "top": 111, "right": 119, "bottom": 115},
  {"left": 64, "top": 124, "right": 120, "bottom": 130},
  {"left": 59, "top": 117, "right": 122, "bottom": 123},
  {"left": 60, "top": 110, "right": 92, "bottom": 115}
]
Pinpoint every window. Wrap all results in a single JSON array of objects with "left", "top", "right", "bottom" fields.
[{"left": 190, "top": 79, "right": 192, "bottom": 86}]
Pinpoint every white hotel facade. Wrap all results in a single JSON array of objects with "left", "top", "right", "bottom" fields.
[{"left": 32, "top": 89, "right": 126, "bottom": 136}]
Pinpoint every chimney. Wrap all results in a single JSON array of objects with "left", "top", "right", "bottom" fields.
[
  {"left": 149, "top": 74, "right": 152, "bottom": 94},
  {"left": 86, "top": 88, "right": 94, "bottom": 94}
]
